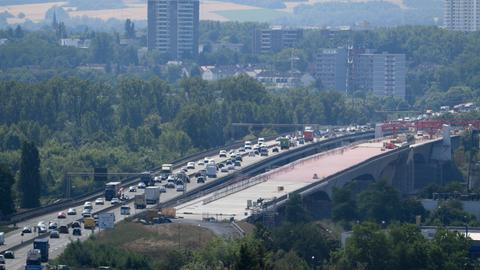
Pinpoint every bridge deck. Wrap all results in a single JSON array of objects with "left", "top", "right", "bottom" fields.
[{"left": 176, "top": 139, "right": 397, "bottom": 220}]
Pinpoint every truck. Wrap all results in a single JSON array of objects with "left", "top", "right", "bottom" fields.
[
  {"left": 161, "top": 207, "right": 177, "bottom": 218},
  {"left": 134, "top": 194, "right": 146, "bottom": 209},
  {"left": 160, "top": 164, "right": 173, "bottom": 180},
  {"left": 0, "top": 232, "right": 4, "bottom": 245},
  {"left": 83, "top": 217, "right": 96, "bottom": 230},
  {"left": 279, "top": 137, "right": 290, "bottom": 150},
  {"left": 303, "top": 127, "right": 314, "bottom": 142},
  {"left": 25, "top": 249, "right": 42, "bottom": 267},
  {"left": 104, "top": 181, "right": 122, "bottom": 201},
  {"left": 206, "top": 162, "right": 217, "bottom": 178},
  {"left": 140, "top": 171, "right": 154, "bottom": 186},
  {"left": 33, "top": 238, "right": 49, "bottom": 262},
  {"left": 145, "top": 186, "right": 160, "bottom": 204}
]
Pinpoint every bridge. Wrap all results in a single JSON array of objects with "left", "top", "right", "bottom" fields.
[{"left": 175, "top": 128, "right": 461, "bottom": 223}]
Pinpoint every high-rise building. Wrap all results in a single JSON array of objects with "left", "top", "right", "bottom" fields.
[
  {"left": 444, "top": 0, "right": 480, "bottom": 31},
  {"left": 148, "top": 0, "right": 199, "bottom": 59},
  {"left": 253, "top": 27, "right": 303, "bottom": 54},
  {"left": 354, "top": 53, "right": 406, "bottom": 98},
  {"left": 315, "top": 48, "right": 348, "bottom": 92}
]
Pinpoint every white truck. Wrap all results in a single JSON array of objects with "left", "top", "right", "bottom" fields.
[
  {"left": 0, "top": 232, "right": 4, "bottom": 245},
  {"left": 160, "top": 164, "right": 173, "bottom": 180},
  {"left": 206, "top": 162, "right": 217, "bottom": 178},
  {"left": 145, "top": 186, "right": 160, "bottom": 204}
]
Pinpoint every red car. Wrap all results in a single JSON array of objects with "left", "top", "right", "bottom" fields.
[{"left": 57, "top": 212, "right": 66, "bottom": 219}]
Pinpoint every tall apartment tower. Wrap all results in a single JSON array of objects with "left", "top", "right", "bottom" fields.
[
  {"left": 148, "top": 0, "right": 199, "bottom": 59},
  {"left": 253, "top": 27, "right": 303, "bottom": 54},
  {"left": 444, "top": 0, "right": 480, "bottom": 31},
  {"left": 354, "top": 53, "right": 406, "bottom": 98},
  {"left": 315, "top": 48, "right": 348, "bottom": 92}
]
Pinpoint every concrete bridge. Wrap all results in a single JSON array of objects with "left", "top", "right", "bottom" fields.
[{"left": 176, "top": 130, "right": 463, "bottom": 222}]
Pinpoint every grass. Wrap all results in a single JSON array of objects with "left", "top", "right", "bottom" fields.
[
  {"left": 215, "top": 8, "right": 288, "bottom": 22},
  {"left": 94, "top": 221, "right": 216, "bottom": 257}
]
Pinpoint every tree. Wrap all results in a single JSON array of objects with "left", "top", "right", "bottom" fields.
[
  {"left": 18, "top": 141, "right": 41, "bottom": 208},
  {"left": 285, "top": 193, "right": 310, "bottom": 224},
  {"left": 124, "top": 19, "right": 135, "bottom": 39},
  {"left": 91, "top": 33, "right": 113, "bottom": 64},
  {"left": 357, "top": 181, "right": 401, "bottom": 223},
  {"left": 0, "top": 164, "right": 15, "bottom": 216},
  {"left": 332, "top": 184, "right": 357, "bottom": 222}
]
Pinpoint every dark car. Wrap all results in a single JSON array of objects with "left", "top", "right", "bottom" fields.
[
  {"left": 197, "top": 176, "right": 205, "bottom": 183},
  {"left": 71, "top": 221, "right": 81, "bottom": 228},
  {"left": 72, "top": 228, "right": 82, "bottom": 236},
  {"left": 3, "top": 251, "right": 14, "bottom": 259},
  {"left": 272, "top": 147, "right": 279, "bottom": 153},
  {"left": 234, "top": 160, "right": 241, "bottom": 167},
  {"left": 59, "top": 225, "right": 69, "bottom": 234}
]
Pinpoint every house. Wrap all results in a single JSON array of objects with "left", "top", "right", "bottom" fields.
[
  {"left": 0, "top": 38, "right": 8, "bottom": 46},
  {"left": 200, "top": 65, "right": 245, "bottom": 81}
]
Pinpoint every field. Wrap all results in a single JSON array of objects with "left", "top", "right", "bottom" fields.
[
  {"left": 95, "top": 221, "right": 216, "bottom": 256},
  {"left": 0, "top": 0, "right": 406, "bottom": 23}
]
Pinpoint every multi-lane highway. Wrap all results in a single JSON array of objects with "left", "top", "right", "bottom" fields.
[{"left": 3, "top": 134, "right": 328, "bottom": 269}]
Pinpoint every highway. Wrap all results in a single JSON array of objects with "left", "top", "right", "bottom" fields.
[{"left": 2, "top": 135, "right": 324, "bottom": 269}]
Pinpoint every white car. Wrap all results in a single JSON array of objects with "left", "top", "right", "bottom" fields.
[
  {"left": 197, "top": 160, "right": 204, "bottom": 166},
  {"left": 83, "top": 201, "right": 93, "bottom": 209},
  {"left": 95, "top": 198, "right": 105, "bottom": 205},
  {"left": 37, "top": 221, "right": 46, "bottom": 228},
  {"left": 137, "top": 182, "right": 146, "bottom": 189},
  {"left": 111, "top": 198, "right": 121, "bottom": 205},
  {"left": 67, "top": 208, "right": 77, "bottom": 215},
  {"left": 219, "top": 150, "right": 227, "bottom": 158},
  {"left": 187, "top": 162, "right": 195, "bottom": 169},
  {"left": 129, "top": 185, "right": 137, "bottom": 192},
  {"left": 82, "top": 208, "right": 92, "bottom": 217}
]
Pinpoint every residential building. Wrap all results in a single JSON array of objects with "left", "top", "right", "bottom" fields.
[
  {"left": 253, "top": 27, "right": 303, "bottom": 54},
  {"left": 200, "top": 65, "right": 245, "bottom": 81},
  {"left": 148, "top": 0, "right": 199, "bottom": 59},
  {"left": 59, "top": 38, "right": 91, "bottom": 49},
  {"left": 315, "top": 48, "right": 348, "bottom": 92},
  {"left": 353, "top": 52, "right": 406, "bottom": 98},
  {"left": 444, "top": 0, "right": 480, "bottom": 31},
  {"left": 256, "top": 70, "right": 315, "bottom": 89}
]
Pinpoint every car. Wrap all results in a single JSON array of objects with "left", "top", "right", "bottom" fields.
[
  {"left": 71, "top": 221, "right": 81, "bottom": 228},
  {"left": 129, "top": 186, "right": 137, "bottom": 192},
  {"left": 83, "top": 201, "right": 93, "bottom": 210},
  {"left": 159, "top": 186, "right": 167, "bottom": 193},
  {"left": 82, "top": 208, "right": 92, "bottom": 217},
  {"left": 187, "top": 162, "right": 195, "bottom": 169},
  {"left": 197, "top": 160, "right": 204, "bottom": 166},
  {"left": 197, "top": 176, "right": 205, "bottom": 183},
  {"left": 3, "top": 251, "right": 14, "bottom": 259},
  {"left": 22, "top": 227, "right": 32, "bottom": 234},
  {"left": 38, "top": 226, "right": 47, "bottom": 234},
  {"left": 181, "top": 167, "right": 189, "bottom": 173},
  {"left": 67, "top": 208, "right": 77, "bottom": 215},
  {"left": 72, "top": 228, "right": 82, "bottom": 236},
  {"left": 219, "top": 150, "right": 227, "bottom": 157},
  {"left": 49, "top": 230, "right": 59, "bottom": 239},
  {"left": 238, "top": 147, "right": 245, "bottom": 152},
  {"left": 137, "top": 182, "right": 146, "bottom": 189},
  {"left": 167, "top": 175, "right": 176, "bottom": 183},
  {"left": 95, "top": 198, "right": 105, "bottom": 205},
  {"left": 153, "top": 176, "right": 161, "bottom": 183},
  {"left": 221, "top": 167, "right": 228, "bottom": 173},
  {"left": 111, "top": 198, "right": 121, "bottom": 205},
  {"left": 37, "top": 221, "right": 46, "bottom": 228},
  {"left": 59, "top": 225, "right": 69, "bottom": 234},
  {"left": 235, "top": 155, "right": 243, "bottom": 162},
  {"left": 234, "top": 160, "right": 241, "bottom": 167},
  {"left": 48, "top": 222, "right": 58, "bottom": 230},
  {"left": 57, "top": 212, "right": 67, "bottom": 219},
  {"left": 165, "top": 182, "right": 175, "bottom": 188},
  {"left": 228, "top": 164, "right": 235, "bottom": 171},
  {"left": 0, "top": 255, "right": 5, "bottom": 264},
  {"left": 203, "top": 157, "right": 210, "bottom": 164},
  {"left": 176, "top": 185, "right": 185, "bottom": 192},
  {"left": 272, "top": 147, "right": 279, "bottom": 153}
]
